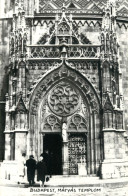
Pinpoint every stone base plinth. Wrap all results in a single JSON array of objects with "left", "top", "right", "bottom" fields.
[
  {"left": 101, "top": 159, "right": 128, "bottom": 179},
  {"left": 78, "top": 163, "right": 87, "bottom": 176},
  {"left": 62, "top": 161, "right": 69, "bottom": 175},
  {"left": 0, "top": 160, "right": 27, "bottom": 183}
]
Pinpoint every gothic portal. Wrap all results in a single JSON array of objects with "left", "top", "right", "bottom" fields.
[{"left": 1, "top": 0, "right": 128, "bottom": 180}]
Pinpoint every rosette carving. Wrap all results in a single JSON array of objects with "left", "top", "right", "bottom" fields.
[{"left": 48, "top": 82, "right": 80, "bottom": 116}]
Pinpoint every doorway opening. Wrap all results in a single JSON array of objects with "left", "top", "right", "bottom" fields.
[{"left": 43, "top": 134, "right": 62, "bottom": 175}]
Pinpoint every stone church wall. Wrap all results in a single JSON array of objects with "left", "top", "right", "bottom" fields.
[
  {"left": 0, "top": 19, "right": 11, "bottom": 160},
  {"left": 117, "top": 25, "right": 128, "bottom": 133}
]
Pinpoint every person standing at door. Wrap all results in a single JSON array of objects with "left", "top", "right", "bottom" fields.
[
  {"left": 26, "top": 155, "right": 36, "bottom": 186},
  {"left": 37, "top": 154, "right": 47, "bottom": 187},
  {"left": 43, "top": 150, "right": 51, "bottom": 177}
]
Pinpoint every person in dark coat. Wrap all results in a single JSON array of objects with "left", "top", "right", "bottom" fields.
[
  {"left": 37, "top": 154, "right": 47, "bottom": 187},
  {"left": 26, "top": 155, "right": 36, "bottom": 186},
  {"left": 43, "top": 150, "right": 51, "bottom": 177}
]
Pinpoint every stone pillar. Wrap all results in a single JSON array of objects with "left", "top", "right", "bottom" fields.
[
  {"left": 62, "top": 141, "right": 68, "bottom": 175},
  {"left": 4, "top": 132, "right": 11, "bottom": 160},
  {"left": 62, "top": 122, "right": 69, "bottom": 175},
  {"left": 15, "top": 131, "right": 27, "bottom": 161},
  {"left": 101, "top": 129, "right": 127, "bottom": 179},
  {"left": 103, "top": 130, "right": 116, "bottom": 160}
]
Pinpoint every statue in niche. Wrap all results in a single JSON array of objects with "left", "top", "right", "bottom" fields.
[{"left": 62, "top": 118, "right": 67, "bottom": 142}]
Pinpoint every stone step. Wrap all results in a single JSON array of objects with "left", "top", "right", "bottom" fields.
[{"left": 45, "top": 176, "right": 100, "bottom": 186}]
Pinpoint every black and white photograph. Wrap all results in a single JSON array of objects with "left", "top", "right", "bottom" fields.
[{"left": 0, "top": 0, "right": 128, "bottom": 196}]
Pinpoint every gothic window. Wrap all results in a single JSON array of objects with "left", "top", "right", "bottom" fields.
[
  {"left": 110, "top": 35, "right": 113, "bottom": 53},
  {"left": 23, "top": 33, "right": 27, "bottom": 53},
  {"left": 106, "top": 33, "right": 110, "bottom": 52},
  {"left": 18, "top": 33, "right": 22, "bottom": 52},
  {"left": 15, "top": 35, "right": 18, "bottom": 53},
  {"left": 113, "top": 37, "right": 117, "bottom": 54},
  {"left": 116, "top": 112, "right": 123, "bottom": 129},
  {"left": 48, "top": 82, "right": 80, "bottom": 117},
  {"left": 101, "top": 33, "right": 105, "bottom": 52},
  {"left": 58, "top": 22, "right": 70, "bottom": 35},
  {"left": 10, "top": 37, "right": 14, "bottom": 55},
  {"left": 103, "top": 62, "right": 110, "bottom": 92},
  {"left": 103, "top": 110, "right": 113, "bottom": 129}
]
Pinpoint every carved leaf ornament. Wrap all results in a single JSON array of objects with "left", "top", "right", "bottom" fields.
[{"left": 48, "top": 82, "right": 80, "bottom": 116}]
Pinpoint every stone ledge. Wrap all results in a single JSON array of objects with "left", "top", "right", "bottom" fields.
[{"left": 102, "top": 128, "right": 125, "bottom": 132}]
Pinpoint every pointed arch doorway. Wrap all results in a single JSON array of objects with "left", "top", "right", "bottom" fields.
[{"left": 29, "top": 71, "right": 100, "bottom": 176}]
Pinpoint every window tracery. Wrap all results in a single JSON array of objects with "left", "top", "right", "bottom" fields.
[
  {"left": 48, "top": 82, "right": 80, "bottom": 117},
  {"left": 43, "top": 115, "right": 61, "bottom": 132},
  {"left": 68, "top": 114, "right": 88, "bottom": 132},
  {"left": 58, "top": 22, "right": 70, "bottom": 35}
]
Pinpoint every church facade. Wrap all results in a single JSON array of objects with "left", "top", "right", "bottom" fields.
[{"left": 0, "top": 0, "right": 128, "bottom": 180}]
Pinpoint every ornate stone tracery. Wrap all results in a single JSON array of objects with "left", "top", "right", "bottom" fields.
[
  {"left": 43, "top": 114, "right": 61, "bottom": 132},
  {"left": 68, "top": 114, "right": 88, "bottom": 132},
  {"left": 48, "top": 81, "right": 80, "bottom": 117}
]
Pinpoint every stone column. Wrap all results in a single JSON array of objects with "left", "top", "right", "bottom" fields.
[
  {"left": 15, "top": 131, "right": 27, "bottom": 161},
  {"left": 101, "top": 129, "right": 126, "bottom": 179},
  {"left": 62, "top": 122, "right": 69, "bottom": 175},
  {"left": 4, "top": 132, "right": 11, "bottom": 160}
]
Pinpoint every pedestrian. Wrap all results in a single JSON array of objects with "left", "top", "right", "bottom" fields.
[
  {"left": 37, "top": 154, "right": 47, "bottom": 187},
  {"left": 26, "top": 155, "right": 36, "bottom": 186},
  {"left": 43, "top": 150, "right": 51, "bottom": 177},
  {"left": 18, "top": 153, "right": 26, "bottom": 184}
]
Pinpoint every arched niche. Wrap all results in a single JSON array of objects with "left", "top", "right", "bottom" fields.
[
  {"left": 67, "top": 114, "right": 88, "bottom": 132},
  {"left": 42, "top": 114, "right": 61, "bottom": 133}
]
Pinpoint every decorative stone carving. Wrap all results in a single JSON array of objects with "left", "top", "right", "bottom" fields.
[
  {"left": 16, "top": 95, "right": 27, "bottom": 114},
  {"left": 68, "top": 114, "right": 88, "bottom": 132},
  {"left": 43, "top": 115, "right": 61, "bottom": 132},
  {"left": 30, "top": 60, "right": 100, "bottom": 115},
  {"left": 103, "top": 95, "right": 114, "bottom": 112},
  {"left": 62, "top": 122, "right": 67, "bottom": 141},
  {"left": 48, "top": 81, "right": 80, "bottom": 117},
  {"left": 28, "top": 60, "right": 61, "bottom": 70}
]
